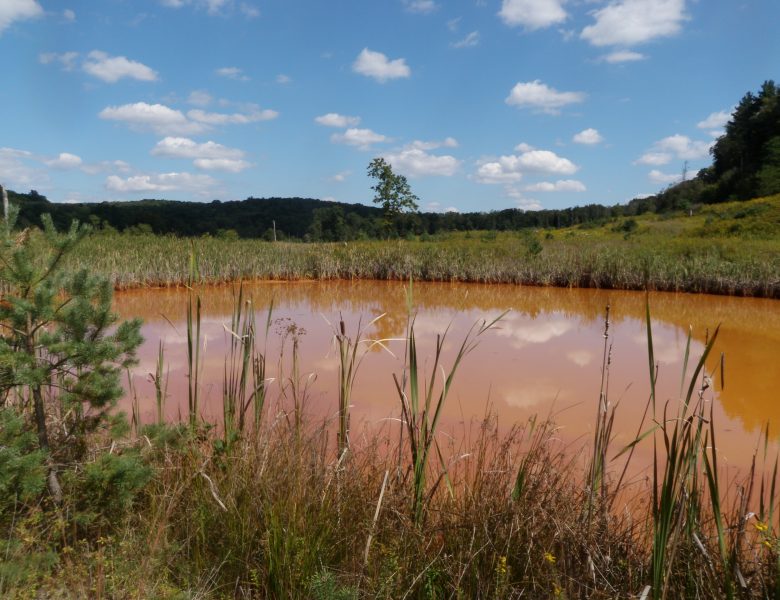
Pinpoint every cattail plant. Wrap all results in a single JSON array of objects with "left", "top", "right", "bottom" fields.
[
  {"left": 327, "top": 312, "right": 391, "bottom": 458},
  {"left": 394, "top": 280, "right": 506, "bottom": 524},
  {"left": 186, "top": 241, "right": 202, "bottom": 427}
]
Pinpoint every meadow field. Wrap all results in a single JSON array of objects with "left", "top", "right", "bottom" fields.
[{"left": 68, "top": 195, "right": 780, "bottom": 298}]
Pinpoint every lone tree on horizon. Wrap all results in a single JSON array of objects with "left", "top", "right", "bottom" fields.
[{"left": 367, "top": 157, "right": 419, "bottom": 219}]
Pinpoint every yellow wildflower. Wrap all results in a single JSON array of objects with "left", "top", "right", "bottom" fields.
[
  {"left": 544, "top": 552, "right": 556, "bottom": 564},
  {"left": 755, "top": 521, "right": 769, "bottom": 532},
  {"left": 496, "top": 555, "right": 507, "bottom": 576}
]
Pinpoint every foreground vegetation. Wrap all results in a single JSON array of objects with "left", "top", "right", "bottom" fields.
[
  {"left": 62, "top": 195, "right": 780, "bottom": 297},
  {"left": 2, "top": 208, "right": 780, "bottom": 598}
]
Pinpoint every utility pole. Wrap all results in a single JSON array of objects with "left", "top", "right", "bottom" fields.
[
  {"left": 681, "top": 160, "right": 689, "bottom": 182},
  {"left": 1, "top": 184, "right": 7, "bottom": 221},
  {"left": 272, "top": 220, "right": 277, "bottom": 242}
]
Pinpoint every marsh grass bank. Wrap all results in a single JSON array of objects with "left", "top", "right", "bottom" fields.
[
  {"left": 67, "top": 195, "right": 780, "bottom": 297},
  {"left": 4, "top": 286, "right": 780, "bottom": 599}
]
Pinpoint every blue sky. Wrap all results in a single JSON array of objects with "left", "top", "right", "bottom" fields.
[{"left": 0, "top": 0, "right": 777, "bottom": 212}]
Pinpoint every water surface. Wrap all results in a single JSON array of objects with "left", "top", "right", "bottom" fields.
[{"left": 115, "top": 280, "right": 780, "bottom": 473}]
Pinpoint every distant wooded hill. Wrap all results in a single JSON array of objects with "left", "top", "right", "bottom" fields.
[
  {"left": 7, "top": 191, "right": 631, "bottom": 240},
  {"left": 646, "top": 80, "right": 780, "bottom": 213},
  {"left": 7, "top": 80, "right": 778, "bottom": 240}
]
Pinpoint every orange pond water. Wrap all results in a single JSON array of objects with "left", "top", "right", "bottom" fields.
[{"left": 115, "top": 280, "right": 780, "bottom": 476}]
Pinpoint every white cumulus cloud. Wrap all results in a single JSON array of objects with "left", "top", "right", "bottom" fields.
[
  {"left": 44, "top": 152, "right": 83, "bottom": 169},
  {"left": 82, "top": 50, "right": 158, "bottom": 83},
  {"left": 516, "top": 150, "right": 578, "bottom": 174},
  {"left": 635, "top": 152, "right": 671, "bottom": 166},
  {"left": 216, "top": 66, "right": 249, "bottom": 81},
  {"left": 499, "top": 0, "right": 567, "bottom": 30},
  {"left": 648, "top": 169, "right": 680, "bottom": 184},
  {"left": 105, "top": 172, "right": 217, "bottom": 193},
  {"left": 151, "top": 137, "right": 244, "bottom": 160},
  {"left": 315, "top": 113, "right": 361, "bottom": 128},
  {"left": 329, "top": 171, "right": 351, "bottom": 182},
  {"left": 476, "top": 159, "right": 524, "bottom": 184},
  {"left": 505, "top": 186, "right": 544, "bottom": 211},
  {"left": 0, "top": 147, "right": 46, "bottom": 189},
  {"left": 636, "top": 134, "right": 712, "bottom": 166},
  {"left": 506, "top": 80, "right": 585, "bottom": 114},
  {"left": 99, "top": 102, "right": 207, "bottom": 136},
  {"left": 476, "top": 149, "right": 578, "bottom": 184},
  {"left": 573, "top": 128, "right": 603, "bottom": 145},
  {"left": 352, "top": 48, "right": 411, "bottom": 83},
  {"left": 581, "top": 0, "right": 688, "bottom": 47},
  {"left": 193, "top": 158, "right": 250, "bottom": 172},
  {"left": 656, "top": 134, "right": 711, "bottom": 159},
  {"left": 601, "top": 50, "right": 646, "bottom": 63},
  {"left": 408, "top": 138, "right": 458, "bottom": 150},
  {"left": 382, "top": 147, "right": 460, "bottom": 177},
  {"left": 0, "top": 0, "right": 43, "bottom": 35},
  {"left": 330, "top": 128, "right": 388, "bottom": 150},
  {"left": 697, "top": 109, "right": 731, "bottom": 137},
  {"left": 525, "top": 179, "right": 586, "bottom": 192},
  {"left": 187, "top": 107, "right": 278, "bottom": 125},
  {"left": 152, "top": 137, "right": 250, "bottom": 172}
]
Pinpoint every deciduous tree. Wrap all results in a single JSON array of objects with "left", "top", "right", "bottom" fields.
[{"left": 367, "top": 158, "right": 419, "bottom": 219}]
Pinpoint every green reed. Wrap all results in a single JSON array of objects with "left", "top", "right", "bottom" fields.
[
  {"left": 587, "top": 304, "right": 616, "bottom": 524},
  {"left": 644, "top": 306, "right": 721, "bottom": 599},
  {"left": 182, "top": 240, "right": 203, "bottom": 428},
  {"left": 222, "top": 283, "right": 251, "bottom": 437},
  {"left": 757, "top": 424, "right": 780, "bottom": 599},
  {"left": 150, "top": 340, "right": 168, "bottom": 425},
  {"left": 221, "top": 284, "right": 274, "bottom": 438},
  {"left": 65, "top": 201, "right": 780, "bottom": 298},
  {"left": 327, "top": 313, "right": 390, "bottom": 458},
  {"left": 394, "top": 282, "right": 506, "bottom": 525}
]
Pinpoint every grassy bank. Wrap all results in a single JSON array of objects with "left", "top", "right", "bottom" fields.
[
  {"left": 3, "top": 285, "right": 780, "bottom": 598},
  {"left": 67, "top": 195, "right": 780, "bottom": 297}
]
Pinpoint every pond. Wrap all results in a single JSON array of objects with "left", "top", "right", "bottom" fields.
[{"left": 115, "top": 280, "right": 780, "bottom": 474}]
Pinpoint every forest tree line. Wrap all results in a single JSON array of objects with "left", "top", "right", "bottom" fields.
[{"left": 5, "top": 190, "right": 658, "bottom": 241}]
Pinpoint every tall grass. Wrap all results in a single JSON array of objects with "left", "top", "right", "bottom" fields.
[
  {"left": 5, "top": 288, "right": 780, "bottom": 598},
  {"left": 393, "top": 283, "right": 505, "bottom": 525},
  {"left": 151, "top": 340, "right": 168, "bottom": 425},
  {"left": 587, "top": 304, "right": 615, "bottom": 523},
  {"left": 186, "top": 242, "right": 202, "bottom": 426},
  {"left": 222, "top": 285, "right": 275, "bottom": 438},
  {"left": 327, "top": 312, "right": 389, "bottom": 458},
  {"left": 65, "top": 218, "right": 780, "bottom": 297}
]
